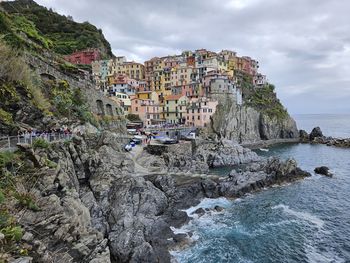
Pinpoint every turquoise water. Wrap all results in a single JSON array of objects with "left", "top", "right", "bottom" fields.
[{"left": 174, "top": 114, "right": 350, "bottom": 263}]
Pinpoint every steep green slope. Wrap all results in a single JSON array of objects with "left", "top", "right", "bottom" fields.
[
  {"left": 0, "top": 0, "right": 113, "bottom": 57},
  {"left": 0, "top": 40, "right": 94, "bottom": 135}
]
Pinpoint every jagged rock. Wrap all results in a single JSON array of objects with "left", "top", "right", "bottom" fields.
[
  {"left": 147, "top": 139, "right": 261, "bottom": 173},
  {"left": 22, "top": 232, "right": 34, "bottom": 242},
  {"left": 12, "top": 130, "right": 311, "bottom": 263},
  {"left": 214, "top": 206, "right": 224, "bottom": 212},
  {"left": 219, "top": 158, "right": 311, "bottom": 197},
  {"left": 314, "top": 166, "right": 333, "bottom": 177},
  {"left": 10, "top": 257, "right": 33, "bottom": 263},
  {"left": 309, "top": 127, "right": 323, "bottom": 141},
  {"left": 202, "top": 95, "right": 298, "bottom": 143},
  {"left": 299, "top": 130, "right": 309, "bottom": 142},
  {"left": 192, "top": 208, "right": 205, "bottom": 217}
]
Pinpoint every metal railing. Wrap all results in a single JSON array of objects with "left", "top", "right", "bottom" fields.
[
  {"left": 0, "top": 133, "right": 73, "bottom": 151},
  {"left": 0, "top": 126, "right": 198, "bottom": 151}
]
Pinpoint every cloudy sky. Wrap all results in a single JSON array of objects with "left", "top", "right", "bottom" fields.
[{"left": 36, "top": 0, "right": 350, "bottom": 114}]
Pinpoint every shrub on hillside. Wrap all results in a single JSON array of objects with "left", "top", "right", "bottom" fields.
[{"left": 32, "top": 138, "right": 49, "bottom": 149}]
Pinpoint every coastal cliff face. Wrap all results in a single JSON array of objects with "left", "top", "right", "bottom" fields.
[
  {"left": 2, "top": 132, "right": 310, "bottom": 263},
  {"left": 205, "top": 95, "right": 298, "bottom": 143}
]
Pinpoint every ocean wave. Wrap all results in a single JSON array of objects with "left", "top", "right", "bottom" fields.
[
  {"left": 272, "top": 204, "right": 324, "bottom": 229},
  {"left": 305, "top": 243, "right": 345, "bottom": 263},
  {"left": 183, "top": 197, "right": 232, "bottom": 216}
]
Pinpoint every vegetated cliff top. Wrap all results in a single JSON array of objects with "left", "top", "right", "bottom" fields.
[
  {"left": 236, "top": 72, "right": 288, "bottom": 120},
  {"left": 0, "top": 0, "right": 113, "bottom": 58}
]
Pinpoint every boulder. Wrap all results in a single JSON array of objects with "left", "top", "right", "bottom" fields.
[
  {"left": 309, "top": 127, "right": 323, "bottom": 141},
  {"left": 191, "top": 208, "right": 205, "bottom": 217},
  {"left": 214, "top": 206, "right": 224, "bottom": 212},
  {"left": 314, "top": 166, "right": 333, "bottom": 177},
  {"left": 299, "top": 130, "right": 309, "bottom": 142},
  {"left": 10, "top": 257, "right": 33, "bottom": 263}
]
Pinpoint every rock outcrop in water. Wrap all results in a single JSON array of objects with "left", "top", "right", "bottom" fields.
[
  {"left": 141, "top": 139, "right": 261, "bottom": 173},
  {"left": 7, "top": 132, "right": 311, "bottom": 262},
  {"left": 300, "top": 127, "right": 350, "bottom": 148},
  {"left": 314, "top": 166, "right": 333, "bottom": 177}
]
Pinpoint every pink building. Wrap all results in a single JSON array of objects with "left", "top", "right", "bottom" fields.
[
  {"left": 185, "top": 97, "right": 218, "bottom": 127},
  {"left": 131, "top": 98, "right": 162, "bottom": 127}
]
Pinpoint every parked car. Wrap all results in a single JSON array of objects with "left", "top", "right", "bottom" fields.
[{"left": 127, "top": 129, "right": 138, "bottom": 135}]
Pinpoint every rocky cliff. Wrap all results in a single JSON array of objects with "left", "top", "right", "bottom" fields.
[
  {"left": 205, "top": 91, "right": 299, "bottom": 143},
  {"left": 1, "top": 132, "right": 310, "bottom": 262}
]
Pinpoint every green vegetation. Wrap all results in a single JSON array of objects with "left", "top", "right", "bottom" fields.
[
  {"left": 0, "top": 151, "right": 16, "bottom": 170},
  {"left": 245, "top": 84, "right": 288, "bottom": 120},
  {"left": 11, "top": 15, "right": 53, "bottom": 49},
  {"left": 49, "top": 80, "right": 94, "bottom": 123},
  {"left": 14, "top": 192, "right": 39, "bottom": 211},
  {"left": 126, "top": 114, "right": 142, "bottom": 122},
  {"left": 44, "top": 158, "right": 57, "bottom": 169},
  {"left": 0, "top": 109, "right": 14, "bottom": 126},
  {"left": 1, "top": 0, "right": 113, "bottom": 57},
  {"left": 0, "top": 146, "right": 58, "bottom": 259},
  {"left": 32, "top": 138, "right": 50, "bottom": 149},
  {"left": 0, "top": 152, "right": 26, "bottom": 259},
  {"left": 0, "top": 40, "right": 52, "bottom": 133},
  {"left": 0, "top": 11, "right": 50, "bottom": 52}
]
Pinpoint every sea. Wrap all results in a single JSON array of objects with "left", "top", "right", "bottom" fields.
[{"left": 173, "top": 114, "right": 350, "bottom": 263}]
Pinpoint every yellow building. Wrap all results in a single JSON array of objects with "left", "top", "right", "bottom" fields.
[
  {"left": 136, "top": 91, "right": 158, "bottom": 101},
  {"left": 123, "top": 62, "right": 145, "bottom": 80}
]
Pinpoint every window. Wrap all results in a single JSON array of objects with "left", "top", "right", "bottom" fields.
[
  {"left": 187, "top": 116, "right": 189, "bottom": 120},
  {"left": 197, "top": 109, "right": 200, "bottom": 113},
  {"left": 203, "top": 109, "right": 207, "bottom": 113},
  {"left": 135, "top": 107, "right": 138, "bottom": 112},
  {"left": 192, "top": 116, "right": 194, "bottom": 120}
]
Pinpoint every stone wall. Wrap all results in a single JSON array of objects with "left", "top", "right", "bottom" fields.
[{"left": 26, "top": 55, "right": 124, "bottom": 117}]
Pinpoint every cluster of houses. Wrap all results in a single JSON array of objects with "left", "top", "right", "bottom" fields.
[{"left": 67, "top": 48, "right": 268, "bottom": 127}]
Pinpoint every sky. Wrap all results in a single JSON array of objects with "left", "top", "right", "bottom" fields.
[{"left": 35, "top": 0, "right": 350, "bottom": 114}]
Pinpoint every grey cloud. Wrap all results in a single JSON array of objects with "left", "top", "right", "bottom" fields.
[{"left": 37, "top": 0, "right": 350, "bottom": 114}]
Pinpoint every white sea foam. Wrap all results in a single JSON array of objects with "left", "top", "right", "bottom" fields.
[
  {"left": 305, "top": 243, "right": 345, "bottom": 263},
  {"left": 183, "top": 197, "right": 232, "bottom": 216},
  {"left": 272, "top": 204, "right": 324, "bottom": 229}
]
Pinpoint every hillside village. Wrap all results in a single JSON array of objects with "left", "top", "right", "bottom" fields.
[{"left": 65, "top": 48, "right": 268, "bottom": 127}]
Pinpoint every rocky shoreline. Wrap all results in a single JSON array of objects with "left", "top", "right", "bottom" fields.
[{"left": 6, "top": 131, "right": 312, "bottom": 263}]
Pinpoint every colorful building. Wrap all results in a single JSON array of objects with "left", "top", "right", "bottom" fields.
[
  {"left": 130, "top": 96, "right": 163, "bottom": 126},
  {"left": 185, "top": 98, "right": 218, "bottom": 127},
  {"left": 164, "top": 95, "right": 188, "bottom": 124},
  {"left": 64, "top": 48, "right": 101, "bottom": 65},
  {"left": 110, "top": 92, "right": 131, "bottom": 114}
]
